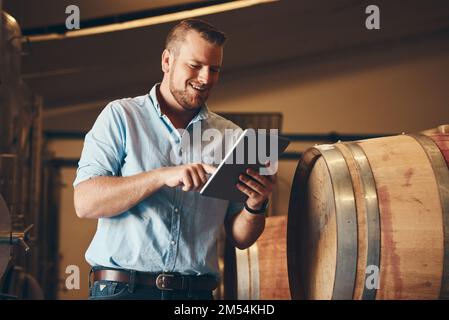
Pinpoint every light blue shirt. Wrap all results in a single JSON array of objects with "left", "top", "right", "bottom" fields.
[{"left": 74, "top": 84, "right": 244, "bottom": 277}]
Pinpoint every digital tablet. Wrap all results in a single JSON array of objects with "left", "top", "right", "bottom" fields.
[{"left": 199, "top": 129, "right": 290, "bottom": 202}]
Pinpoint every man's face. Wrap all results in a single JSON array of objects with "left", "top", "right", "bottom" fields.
[{"left": 168, "top": 31, "right": 223, "bottom": 110}]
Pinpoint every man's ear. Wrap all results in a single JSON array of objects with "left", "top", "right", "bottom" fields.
[{"left": 161, "top": 49, "right": 171, "bottom": 73}]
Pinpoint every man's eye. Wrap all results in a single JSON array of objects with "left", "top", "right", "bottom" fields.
[
  {"left": 211, "top": 68, "right": 220, "bottom": 73},
  {"left": 189, "top": 64, "right": 200, "bottom": 69}
]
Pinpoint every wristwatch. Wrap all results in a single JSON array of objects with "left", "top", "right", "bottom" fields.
[{"left": 244, "top": 200, "right": 269, "bottom": 215}]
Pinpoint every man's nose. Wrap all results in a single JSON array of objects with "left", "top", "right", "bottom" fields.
[{"left": 198, "top": 67, "right": 212, "bottom": 85}]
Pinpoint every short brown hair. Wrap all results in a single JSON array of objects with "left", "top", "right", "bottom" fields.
[{"left": 165, "top": 19, "right": 226, "bottom": 55}]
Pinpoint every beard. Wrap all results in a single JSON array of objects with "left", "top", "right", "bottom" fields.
[{"left": 169, "top": 74, "right": 210, "bottom": 110}]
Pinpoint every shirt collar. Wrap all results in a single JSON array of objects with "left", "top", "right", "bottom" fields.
[
  {"left": 148, "top": 83, "right": 210, "bottom": 123},
  {"left": 191, "top": 104, "right": 210, "bottom": 123},
  {"left": 148, "top": 84, "right": 163, "bottom": 117}
]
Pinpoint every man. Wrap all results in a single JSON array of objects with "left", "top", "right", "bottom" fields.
[{"left": 73, "top": 19, "right": 276, "bottom": 300}]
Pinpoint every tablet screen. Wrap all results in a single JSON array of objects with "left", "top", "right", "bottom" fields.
[{"left": 200, "top": 129, "right": 290, "bottom": 202}]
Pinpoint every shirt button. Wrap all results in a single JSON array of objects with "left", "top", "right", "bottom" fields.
[
  {"left": 171, "top": 240, "right": 176, "bottom": 246},
  {"left": 174, "top": 208, "right": 179, "bottom": 213}
]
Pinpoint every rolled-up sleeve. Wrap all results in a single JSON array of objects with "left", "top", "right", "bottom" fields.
[{"left": 73, "top": 102, "right": 126, "bottom": 187}]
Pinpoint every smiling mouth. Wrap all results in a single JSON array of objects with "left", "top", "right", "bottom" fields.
[{"left": 189, "top": 82, "right": 207, "bottom": 92}]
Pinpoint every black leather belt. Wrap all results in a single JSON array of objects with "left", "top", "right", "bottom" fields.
[{"left": 92, "top": 269, "right": 217, "bottom": 291}]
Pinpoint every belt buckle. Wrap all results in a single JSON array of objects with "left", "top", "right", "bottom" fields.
[{"left": 156, "top": 273, "right": 175, "bottom": 291}]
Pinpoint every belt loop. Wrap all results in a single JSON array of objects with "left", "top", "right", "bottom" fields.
[
  {"left": 187, "top": 276, "right": 193, "bottom": 298},
  {"left": 128, "top": 270, "right": 135, "bottom": 293},
  {"left": 88, "top": 267, "right": 94, "bottom": 290}
]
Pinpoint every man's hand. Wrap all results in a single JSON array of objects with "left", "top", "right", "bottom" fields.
[
  {"left": 236, "top": 165, "right": 277, "bottom": 210},
  {"left": 159, "top": 163, "right": 216, "bottom": 192}
]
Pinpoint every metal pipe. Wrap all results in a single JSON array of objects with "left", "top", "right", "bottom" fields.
[{"left": 0, "top": 224, "right": 33, "bottom": 252}]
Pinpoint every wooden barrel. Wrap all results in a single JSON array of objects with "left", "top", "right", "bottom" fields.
[
  {"left": 422, "top": 125, "right": 449, "bottom": 164},
  {"left": 236, "top": 215, "right": 291, "bottom": 299},
  {"left": 287, "top": 126, "right": 449, "bottom": 300}
]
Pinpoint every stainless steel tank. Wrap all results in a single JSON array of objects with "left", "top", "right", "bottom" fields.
[
  {"left": 0, "top": 194, "right": 11, "bottom": 280},
  {"left": 0, "top": 10, "right": 38, "bottom": 284},
  {"left": 1, "top": 10, "right": 23, "bottom": 153},
  {"left": 1, "top": 10, "right": 34, "bottom": 151}
]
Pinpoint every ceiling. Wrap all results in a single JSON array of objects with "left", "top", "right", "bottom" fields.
[
  {"left": 4, "top": 0, "right": 208, "bottom": 29},
  {"left": 3, "top": 0, "right": 449, "bottom": 110}
]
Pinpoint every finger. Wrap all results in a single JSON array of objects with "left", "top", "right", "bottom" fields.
[
  {"left": 246, "top": 168, "right": 271, "bottom": 188},
  {"left": 189, "top": 168, "right": 203, "bottom": 191},
  {"left": 182, "top": 171, "right": 193, "bottom": 191},
  {"left": 236, "top": 182, "right": 260, "bottom": 199},
  {"left": 195, "top": 164, "right": 208, "bottom": 186},
  {"left": 202, "top": 164, "right": 216, "bottom": 175},
  {"left": 239, "top": 174, "right": 265, "bottom": 196},
  {"left": 265, "top": 171, "right": 277, "bottom": 183},
  {"left": 261, "top": 160, "right": 278, "bottom": 176}
]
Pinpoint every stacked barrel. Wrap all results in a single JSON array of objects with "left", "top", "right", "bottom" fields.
[{"left": 235, "top": 215, "right": 290, "bottom": 299}]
